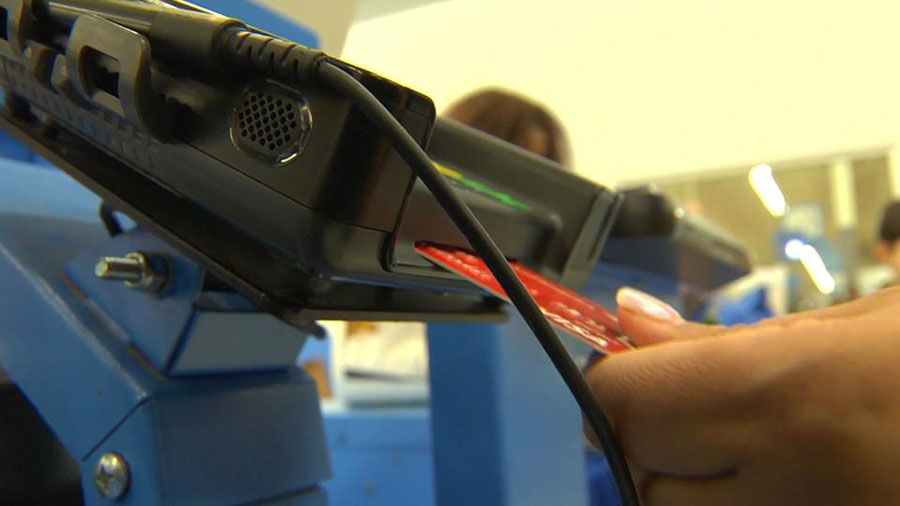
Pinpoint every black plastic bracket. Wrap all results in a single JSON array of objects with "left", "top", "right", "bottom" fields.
[
  {"left": 66, "top": 14, "right": 175, "bottom": 139},
  {"left": 0, "top": 0, "right": 33, "bottom": 59},
  {"left": 21, "top": 40, "right": 56, "bottom": 87}
]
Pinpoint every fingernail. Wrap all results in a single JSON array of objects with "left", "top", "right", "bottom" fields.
[{"left": 616, "top": 287, "right": 683, "bottom": 323}]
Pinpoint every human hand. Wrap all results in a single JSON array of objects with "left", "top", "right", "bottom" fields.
[{"left": 586, "top": 286, "right": 900, "bottom": 506}]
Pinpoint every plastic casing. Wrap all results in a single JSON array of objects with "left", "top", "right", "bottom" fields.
[
  {"left": 604, "top": 188, "right": 751, "bottom": 289},
  {"left": 0, "top": 1, "right": 621, "bottom": 300},
  {"left": 406, "top": 118, "right": 622, "bottom": 289},
  {"left": 0, "top": 5, "right": 436, "bottom": 291}
]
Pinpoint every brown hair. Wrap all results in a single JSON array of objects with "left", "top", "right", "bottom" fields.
[
  {"left": 880, "top": 200, "right": 900, "bottom": 243},
  {"left": 444, "top": 88, "right": 571, "bottom": 170}
]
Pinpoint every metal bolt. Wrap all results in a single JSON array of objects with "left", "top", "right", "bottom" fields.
[
  {"left": 93, "top": 452, "right": 130, "bottom": 500},
  {"left": 95, "top": 254, "right": 145, "bottom": 282},
  {"left": 95, "top": 251, "right": 170, "bottom": 293}
]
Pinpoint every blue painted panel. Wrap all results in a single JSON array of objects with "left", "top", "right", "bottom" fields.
[
  {"left": 0, "top": 158, "right": 99, "bottom": 221},
  {"left": 80, "top": 372, "right": 330, "bottom": 506},
  {"left": 65, "top": 228, "right": 205, "bottom": 372},
  {"left": 588, "top": 452, "right": 621, "bottom": 506},
  {"left": 173, "top": 311, "right": 307, "bottom": 375},
  {"left": 0, "top": 214, "right": 155, "bottom": 459},
  {"left": 324, "top": 410, "right": 434, "bottom": 506},
  {"left": 326, "top": 409, "right": 432, "bottom": 452},
  {"left": 321, "top": 406, "right": 620, "bottom": 506},
  {"left": 495, "top": 317, "right": 590, "bottom": 506},
  {"left": 428, "top": 317, "right": 589, "bottom": 506},
  {"left": 0, "top": 129, "right": 37, "bottom": 162},
  {"left": 427, "top": 322, "right": 505, "bottom": 505}
]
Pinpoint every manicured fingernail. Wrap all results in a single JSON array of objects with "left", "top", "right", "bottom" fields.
[{"left": 616, "top": 287, "right": 683, "bottom": 323}]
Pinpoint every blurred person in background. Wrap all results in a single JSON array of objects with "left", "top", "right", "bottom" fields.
[
  {"left": 444, "top": 88, "right": 572, "bottom": 170},
  {"left": 875, "top": 200, "right": 900, "bottom": 283}
]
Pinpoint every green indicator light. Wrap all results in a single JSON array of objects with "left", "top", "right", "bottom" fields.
[
  {"left": 461, "top": 179, "right": 532, "bottom": 211},
  {"left": 435, "top": 162, "right": 532, "bottom": 212}
]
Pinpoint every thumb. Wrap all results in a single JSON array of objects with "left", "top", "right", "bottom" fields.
[{"left": 616, "top": 287, "right": 723, "bottom": 346}]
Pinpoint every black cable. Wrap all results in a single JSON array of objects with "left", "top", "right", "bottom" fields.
[{"left": 316, "top": 60, "right": 640, "bottom": 506}]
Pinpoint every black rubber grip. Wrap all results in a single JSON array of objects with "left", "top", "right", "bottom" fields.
[{"left": 218, "top": 27, "right": 325, "bottom": 85}]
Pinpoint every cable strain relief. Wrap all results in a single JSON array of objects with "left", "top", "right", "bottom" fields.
[{"left": 218, "top": 27, "right": 326, "bottom": 84}]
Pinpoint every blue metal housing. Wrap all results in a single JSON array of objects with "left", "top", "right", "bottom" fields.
[
  {"left": 0, "top": 167, "right": 331, "bottom": 505},
  {"left": 427, "top": 317, "right": 590, "bottom": 506}
]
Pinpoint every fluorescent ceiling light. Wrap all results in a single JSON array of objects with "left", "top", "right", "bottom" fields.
[
  {"left": 798, "top": 244, "right": 835, "bottom": 294},
  {"left": 749, "top": 164, "right": 788, "bottom": 217},
  {"left": 784, "top": 238, "right": 804, "bottom": 260}
]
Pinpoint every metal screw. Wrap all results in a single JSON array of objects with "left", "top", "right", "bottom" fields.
[
  {"left": 95, "top": 251, "right": 169, "bottom": 293},
  {"left": 93, "top": 452, "right": 130, "bottom": 500},
  {"left": 95, "top": 253, "right": 145, "bottom": 282}
]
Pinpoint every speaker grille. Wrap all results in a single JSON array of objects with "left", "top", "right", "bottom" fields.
[{"left": 231, "top": 81, "right": 312, "bottom": 165}]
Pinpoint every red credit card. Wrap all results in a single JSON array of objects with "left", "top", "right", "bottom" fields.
[{"left": 416, "top": 244, "right": 633, "bottom": 354}]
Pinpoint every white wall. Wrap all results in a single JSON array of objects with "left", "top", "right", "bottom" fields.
[
  {"left": 341, "top": 0, "right": 900, "bottom": 186},
  {"left": 259, "top": 0, "right": 358, "bottom": 54},
  {"left": 356, "top": 0, "right": 449, "bottom": 21}
]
